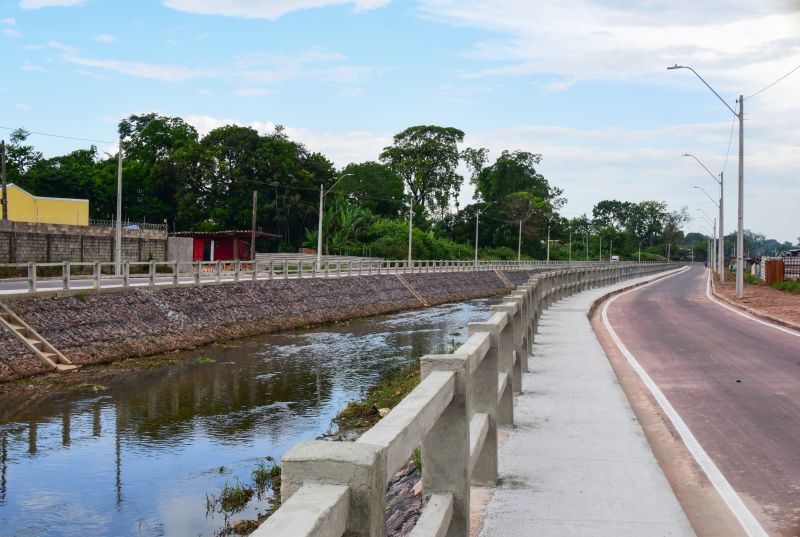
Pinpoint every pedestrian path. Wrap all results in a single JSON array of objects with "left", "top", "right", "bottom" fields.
[{"left": 480, "top": 274, "right": 696, "bottom": 537}]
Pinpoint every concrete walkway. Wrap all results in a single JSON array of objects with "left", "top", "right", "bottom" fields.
[{"left": 480, "top": 273, "right": 696, "bottom": 537}]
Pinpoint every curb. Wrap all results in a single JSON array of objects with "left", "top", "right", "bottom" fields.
[
  {"left": 586, "top": 266, "right": 687, "bottom": 320},
  {"left": 709, "top": 272, "right": 800, "bottom": 333}
]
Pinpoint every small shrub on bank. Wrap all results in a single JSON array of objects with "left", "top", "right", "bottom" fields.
[
  {"left": 334, "top": 361, "right": 420, "bottom": 430},
  {"left": 773, "top": 280, "right": 800, "bottom": 294}
]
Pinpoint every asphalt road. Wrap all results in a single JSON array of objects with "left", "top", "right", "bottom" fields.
[{"left": 606, "top": 265, "right": 800, "bottom": 537}]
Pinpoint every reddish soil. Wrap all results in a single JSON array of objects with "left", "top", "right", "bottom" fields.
[{"left": 714, "top": 273, "right": 800, "bottom": 328}]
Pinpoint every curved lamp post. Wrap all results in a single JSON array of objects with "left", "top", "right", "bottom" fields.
[
  {"left": 684, "top": 153, "right": 724, "bottom": 281},
  {"left": 668, "top": 64, "right": 744, "bottom": 297},
  {"left": 317, "top": 173, "right": 353, "bottom": 268}
]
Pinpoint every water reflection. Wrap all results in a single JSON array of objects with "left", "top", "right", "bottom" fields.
[{"left": 0, "top": 299, "right": 494, "bottom": 537}]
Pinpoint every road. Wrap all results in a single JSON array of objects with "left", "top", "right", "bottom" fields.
[{"left": 605, "top": 265, "right": 800, "bottom": 537}]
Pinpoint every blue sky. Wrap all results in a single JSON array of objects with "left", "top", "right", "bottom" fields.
[{"left": 2, "top": 0, "right": 799, "bottom": 242}]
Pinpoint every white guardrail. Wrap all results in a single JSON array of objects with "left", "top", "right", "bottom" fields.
[
  {"left": 0, "top": 259, "right": 664, "bottom": 295},
  {"left": 254, "top": 263, "right": 671, "bottom": 537}
]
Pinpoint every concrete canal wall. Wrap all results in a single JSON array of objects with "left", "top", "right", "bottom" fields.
[{"left": 0, "top": 269, "right": 544, "bottom": 382}]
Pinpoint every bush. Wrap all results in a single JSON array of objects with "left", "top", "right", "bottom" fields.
[
  {"left": 365, "top": 218, "right": 472, "bottom": 260},
  {"left": 479, "top": 246, "right": 520, "bottom": 260},
  {"left": 772, "top": 280, "right": 800, "bottom": 294}
]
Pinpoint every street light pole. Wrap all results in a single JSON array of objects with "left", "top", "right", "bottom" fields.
[
  {"left": 475, "top": 202, "right": 496, "bottom": 266},
  {"left": 546, "top": 221, "right": 551, "bottom": 263},
  {"left": 683, "top": 153, "right": 724, "bottom": 282},
  {"left": 316, "top": 173, "right": 353, "bottom": 268},
  {"left": 668, "top": 64, "right": 743, "bottom": 298},
  {"left": 115, "top": 137, "right": 123, "bottom": 276},
  {"left": 408, "top": 197, "right": 413, "bottom": 264},
  {"left": 517, "top": 219, "right": 522, "bottom": 262},
  {"left": 568, "top": 228, "right": 572, "bottom": 263},
  {"left": 638, "top": 238, "right": 645, "bottom": 262},
  {"left": 1, "top": 140, "right": 7, "bottom": 221}
]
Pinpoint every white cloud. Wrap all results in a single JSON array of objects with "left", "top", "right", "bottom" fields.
[
  {"left": 1, "top": 18, "right": 16, "bottom": 25},
  {"left": 60, "top": 55, "right": 209, "bottom": 81},
  {"left": 338, "top": 86, "right": 365, "bottom": 97},
  {"left": 2, "top": 28, "right": 21, "bottom": 38},
  {"left": 163, "top": 0, "right": 389, "bottom": 20},
  {"left": 15, "top": 103, "right": 32, "bottom": 110},
  {"left": 20, "top": 59, "right": 49, "bottom": 72},
  {"left": 230, "top": 87, "right": 271, "bottom": 97},
  {"left": 420, "top": 0, "right": 800, "bottom": 91},
  {"left": 92, "top": 34, "right": 116, "bottom": 44},
  {"left": 19, "top": 0, "right": 85, "bottom": 8}
]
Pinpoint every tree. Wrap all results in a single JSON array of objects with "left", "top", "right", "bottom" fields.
[
  {"left": 339, "top": 162, "right": 405, "bottom": 219},
  {"left": 4, "top": 129, "right": 43, "bottom": 186},
  {"left": 379, "top": 125, "right": 465, "bottom": 222}
]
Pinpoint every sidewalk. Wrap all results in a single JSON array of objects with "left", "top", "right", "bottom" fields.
[{"left": 480, "top": 273, "right": 696, "bottom": 537}]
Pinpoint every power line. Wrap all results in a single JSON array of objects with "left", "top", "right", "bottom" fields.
[
  {"left": 0, "top": 126, "right": 114, "bottom": 144},
  {"left": 722, "top": 115, "right": 735, "bottom": 174},
  {"left": 745, "top": 62, "right": 800, "bottom": 100}
]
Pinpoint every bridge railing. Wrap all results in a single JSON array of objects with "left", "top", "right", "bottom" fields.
[
  {"left": 254, "top": 262, "right": 673, "bottom": 537},
  {"left": 0, "top": 258, "right": 666, "bottom": 295}
]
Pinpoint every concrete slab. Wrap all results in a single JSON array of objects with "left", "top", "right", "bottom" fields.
[{"left": 480, "top": 274, "right": 696, "bottom": 537}]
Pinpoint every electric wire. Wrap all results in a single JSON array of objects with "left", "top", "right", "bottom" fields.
[
  {"left": 0, "top": 125, "right": 114, "bottom": 144},
  {"left": 745, "top": 62, "right": 800, "bottom": 100}
]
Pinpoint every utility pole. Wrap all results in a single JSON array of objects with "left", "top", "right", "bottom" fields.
[
  {"left": 475, "top": 202, "right": 495, "bottom": 267},
  {"left": 407, "top": 197, "right": 413, "bottom": 264},
  {"left": 251, "top": 191, "right": 257, "bottom": 261},
  {"left": 719, "top": 171, "right": 724, "bottom": 281},
  {"left": 568, "top": 229, "right": 572, "bottom": 263},
  {"left": 736, "top": 95, "right": 744, "bottom": 298},
  {"left": 517, "top": 220, "right": 522, "bottom": 262},
  {"left": 546, "top": 222, "right": 551, "bottom": 263},
  {"left": 585, "top": 233, "right": 589, "bottom": 261},
  {"left": 316, "top": 184, "right": 324, "bottom": 266},
  {"left": 609, "top": 239, "right": 613, "bottom": 260},
  {"left": 115, "top": 137, "right": 123, "bottom": 276},
  {"left": 599, "top": 237, "right": 602, "bottom": 262},
  {"left": 1, "top": 140, "right": 7, "bottom": 221}
]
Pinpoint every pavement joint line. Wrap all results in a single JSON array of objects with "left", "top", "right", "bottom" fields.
[
  {"left": 705, "top": 273, "right": 800, "bottom": 338},
  {"left": 601, "top": 268, "right": 770, "bottom": 537}
]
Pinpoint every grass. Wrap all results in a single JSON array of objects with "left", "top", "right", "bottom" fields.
[
  {"left": 219, "top": 481, "right": 254, "bottom": 513},
  {"left": 114, "top": 356, "right": 179, "bottom": 370},
  {"left": 197, "top": 356, "right": 216, "bottom": 364},
  {"left": 334, "top": 361, "right": 421, "bottom": 430},
  {"left": 412, "top": 447, "right": 422, "bottom": 473},
  {"left": 252, "top": 458, "right": 281, "bottom": 501},
  {"left": 772, "top": 280, "right": 800, "bottom": 294}
]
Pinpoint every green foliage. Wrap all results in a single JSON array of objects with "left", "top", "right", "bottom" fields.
[
  {"left": 339, "top": 162, "right": 405, "bottom": 218},
  {"left": 479, "top": 246, "right": 520, "bottom": 260},
  {"left": 334, "top": 362, "right": 421, "bottom": 430},
  {"left": 365, "top": 218, "right": 472, "bottom": 260},
  {"left": 412, "top": 447, "right": 423, "bottom": 473},
  {"left": 380, "top": 125, "right": 465, "bottom": 221},
  {"left": 772, "top": 280, "right": 800, "bottom": 294}
]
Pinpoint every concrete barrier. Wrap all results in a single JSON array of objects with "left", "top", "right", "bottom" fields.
[{"left": 253, "top": 263, "right": 672, "bottom": 537}]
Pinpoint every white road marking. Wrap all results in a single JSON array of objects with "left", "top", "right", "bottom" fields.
[
  {"left": 602, "top": 268, "right": 771, "bottom": 537},
  {"left": 705, "top": 274, "right": 800, "bottom": 338}
]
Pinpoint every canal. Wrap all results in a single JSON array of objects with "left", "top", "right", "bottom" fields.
[{"left": 0, "top": 298, "right": 496, "bottom": 537}]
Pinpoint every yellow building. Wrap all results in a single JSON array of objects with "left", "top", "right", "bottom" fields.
[{"left": 5, "top": 184, "right": 89, "bottom": 226}]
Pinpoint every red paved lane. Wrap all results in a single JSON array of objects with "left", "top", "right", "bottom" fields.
[{"left": 607, "top": 266, "right": 800, "bottom": 537}]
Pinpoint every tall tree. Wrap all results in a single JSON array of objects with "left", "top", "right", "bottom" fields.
[{"left": 379, "top": 125, "right": 465, "bottom": 221}]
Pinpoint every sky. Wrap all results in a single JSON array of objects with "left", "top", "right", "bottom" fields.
[{"left": 2, "top": 0, "right": 799, "bottom": 242}]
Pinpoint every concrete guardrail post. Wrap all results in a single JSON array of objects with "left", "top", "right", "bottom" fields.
[
  {"left": 28, "top": 262, "right": 36, "bottom": 292},
  {"left": 421, "top": 352, "right": 471, "bottom": 537},
  {"left": 94, "top": 261, "right": 101, "bottom": 290},
  {"left": 215, "top": 261, "right": 221, "bottom": 283},
  {"left": 62, "top": 261, "right": 70, "bottom": 290},
  {"left": 123, "top": 261, "right": 130, "bottom": 287},
  {"left": 491, "top": 301, "right": 522, "bottom": 394},
  {"left": 173, "top": 261, "right": 179, "bottom": 286},
  {"left": 194, "top": 262, "right": 201, "bottom": 285},
  {"left": 149, "top": 261, "right": 156, "bottom": 287},
  {"left": 280, "top": 441, "right": 387, "bottom": 537}
]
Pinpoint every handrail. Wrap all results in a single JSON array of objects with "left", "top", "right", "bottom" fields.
[
  {"left": 0, "top": 258, "right": 668, "bottom": 295},
  {"left": 256, "top": 262, "right": 673, "bottom": 537}
]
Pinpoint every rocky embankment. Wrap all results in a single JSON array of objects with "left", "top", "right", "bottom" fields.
[{"left": 0, "top": 269, "right": 542, "bottom": 382}]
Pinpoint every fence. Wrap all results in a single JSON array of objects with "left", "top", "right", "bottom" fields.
[
  {"left": 257, "top": 263, "right": 671, "bottom": 537},
  {"left": 89, "top": 219, "right": 169, "bottom": 232},
  {"left": 756, "top": 257, "right": 800, "bottom": 282},
  {"left": 0, "top": 258, "right": 664, "bottom": 295}
]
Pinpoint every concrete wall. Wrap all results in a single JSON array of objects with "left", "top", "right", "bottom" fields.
[
  {"left": 167, "top": 236, "right": 194, "bottom": 263},
  {"left": 0, "top": 220, "right": 168, "bottom": 264},
  {"left": 0, "top": 270, "right": 552, "bottom": 382}
]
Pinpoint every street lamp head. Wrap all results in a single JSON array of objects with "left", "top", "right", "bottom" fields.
[
  {"left": 682, "top": 153, "right": 691, "bottom": 157},
  {"left": 666, "top": 64, "right": 686, "bottom": 70}
]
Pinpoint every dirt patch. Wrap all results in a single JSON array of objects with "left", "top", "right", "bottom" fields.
[{"left": 713, "top": 274, "right": 800, "bottom": 330}]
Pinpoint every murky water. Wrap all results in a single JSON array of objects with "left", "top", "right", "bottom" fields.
[{"left": 0, "top": 298, "right": 495, "bottom": 537}]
